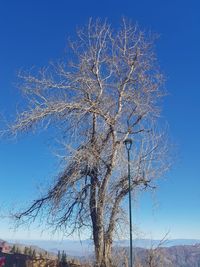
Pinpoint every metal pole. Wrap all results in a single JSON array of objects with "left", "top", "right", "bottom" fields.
[{"left": 127, "top": 147, "right": 133, "bottom": 267}]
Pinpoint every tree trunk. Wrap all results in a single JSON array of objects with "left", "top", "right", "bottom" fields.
[
  {"left": 92, "top": 221, "right": 104, "bottom": 267},
  {"left": 92, "top": 230, "right": 114, "bottom": 267},
  {"left": 102, "top": 238, "right": 113, "bottom": 267}
]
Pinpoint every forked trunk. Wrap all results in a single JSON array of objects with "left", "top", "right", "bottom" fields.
[
  {"left": 93, "top": 224, "right": 114, "bottom": 267},
  {"left": 102, "top": 239, "right": 113, "bottom": 267}
]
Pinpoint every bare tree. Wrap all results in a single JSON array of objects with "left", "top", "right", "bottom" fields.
[
  {"left": 145, "top": 233, "right": 169, "bottom": 267},
  {"left": 135, "top": 233, "right": 170, "bottom": 267},
  {"left": 6, "top": 18, "right": 170, "bottom": 267}
]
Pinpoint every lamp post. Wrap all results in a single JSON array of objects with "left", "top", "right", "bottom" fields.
[{"left": 124, "top": 138, "right": 133, "bottom": 267}]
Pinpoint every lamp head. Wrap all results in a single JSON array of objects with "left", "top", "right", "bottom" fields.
[{"left": 124, "top": 138, "right": 133, "bottom": 150}]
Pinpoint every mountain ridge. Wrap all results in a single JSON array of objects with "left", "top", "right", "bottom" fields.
[
  {"left": 2, "top": 238, "right": 200, "bottom": 266},
  {"left": 4, "top": 238, "right": 200, "bottom": 256}
]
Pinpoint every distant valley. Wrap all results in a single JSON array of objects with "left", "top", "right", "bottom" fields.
[
  {"left": 7, "top": 238, "right": 200, "bottom": 256},
  {"left": 2, "top": 238, "right": 200, "bottom": 266}
]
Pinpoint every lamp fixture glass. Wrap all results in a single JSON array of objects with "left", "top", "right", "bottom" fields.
[{"left": 124, "top": 138, "right": 133, "bottom": 150}]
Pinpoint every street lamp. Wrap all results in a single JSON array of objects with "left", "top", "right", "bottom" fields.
[{"left": 124, "top": 138, "right": 133, "bottom": 267}]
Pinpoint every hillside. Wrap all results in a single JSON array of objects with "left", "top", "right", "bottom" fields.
[
  {"left": 2, "top": 238, "right": 200, "bottom": 266},
  {"left": 130, "top": 244, "right": 200, "bottom": 267},
  {"left": 7, "top": 238, "right": 200, "bottom": 256}
]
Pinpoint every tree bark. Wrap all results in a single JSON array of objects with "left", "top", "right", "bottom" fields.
[
  {"left": 93, "top": 223, "right": 104, "bottom": 267},
  {"left": 102, "top": 238, "right": 113, "bottom": 267}
]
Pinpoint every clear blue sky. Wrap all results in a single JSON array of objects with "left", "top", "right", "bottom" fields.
[{"left": 0, "top": 0, "right": 200, "bottom": 240}]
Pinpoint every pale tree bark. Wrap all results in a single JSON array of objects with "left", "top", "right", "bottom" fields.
[{"left": 3, "top": 18, "right": 171, "bottom": 267}]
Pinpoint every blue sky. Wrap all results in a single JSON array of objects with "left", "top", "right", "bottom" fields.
[{"left": 0, "top": 0, "right": 200, "bottom": 240}]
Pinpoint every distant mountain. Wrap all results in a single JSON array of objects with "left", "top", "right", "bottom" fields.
[
  {"left": 8, "top": 239, "right": 93, "bottom": 257},
  {"left": 114, "top": 239, "right": 200, "bottom": 248},
  {"left": 3, "top": 238, "right": 200, "bottom": 266},
  {"left": 6, "top": 238, "right": 200, "bottom": 257},
  {"left": 122, "top": 244, "right": 200, "bottom": 267}
]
